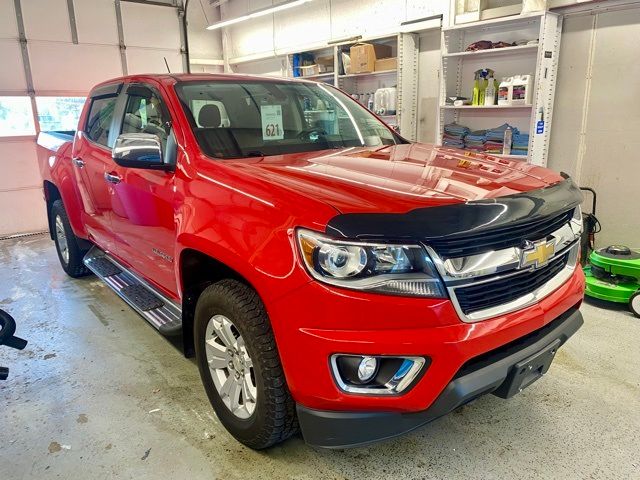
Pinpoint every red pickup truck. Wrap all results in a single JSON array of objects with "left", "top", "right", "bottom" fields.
[{"left": 37, "top": 74, "right": 585, "bottom": 449}]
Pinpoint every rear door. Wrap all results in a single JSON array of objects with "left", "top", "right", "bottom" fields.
[{"left": 71, "top": 83, "right": 123, "bottom": 252}]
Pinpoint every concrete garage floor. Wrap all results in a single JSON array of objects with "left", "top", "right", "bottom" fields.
[{"left": 1, "top": 235, "right": 639, "bottom": 480}]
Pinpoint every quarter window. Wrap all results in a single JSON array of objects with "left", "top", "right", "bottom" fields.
[{"left": 86, "top": 96, "right": 117, "bottom": 147}]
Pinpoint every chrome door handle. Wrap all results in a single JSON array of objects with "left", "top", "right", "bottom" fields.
[
  {"left": 72, "top": 158, "right": 85, "bottom": 168},
  {"left": 104, "top": 172, "right": 122, "bottom": 185}
]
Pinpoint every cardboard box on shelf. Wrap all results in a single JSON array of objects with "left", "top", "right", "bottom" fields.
[
  {"left": 349, "top": 43, "right": 392, "bottom": 74},
  {"left": 298, "top": 64, "right": 320, "bottom": 77},
  {"left": 315, "top": 56, "right": 334, "bottom": 73},
  {"left": 374, "top": 57, "right": 397, "bottom": 72}
]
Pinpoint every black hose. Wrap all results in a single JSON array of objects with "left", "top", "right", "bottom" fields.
[
  {"left": 0, "top": 310, "right": 27, "bottom": 350},
  {"left": 0, "top": 309, "right": 28, "bottom": 381}
]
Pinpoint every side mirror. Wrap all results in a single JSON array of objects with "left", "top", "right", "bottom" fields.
[{"left": 112, "top": 133, "right": 173, "bottom": 171}]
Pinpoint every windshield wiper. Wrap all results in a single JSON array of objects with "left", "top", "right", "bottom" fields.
[{"left": 244, "top": 151, "right": 266, "bottom": 157}]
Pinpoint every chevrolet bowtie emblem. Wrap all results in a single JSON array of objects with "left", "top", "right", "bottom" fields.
[{"left": 521, "top": 239, "right": 555, "bottom": 269}]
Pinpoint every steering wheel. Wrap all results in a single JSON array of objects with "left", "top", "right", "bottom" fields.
[{"left": 297, "top": 128, "right": 328, "bottom": 141}]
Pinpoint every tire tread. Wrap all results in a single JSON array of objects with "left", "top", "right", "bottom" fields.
[
  {"left": 51, "top": 200, "right": 91, "bottom": 278},
  {"left": 195, "top": 279, "right": 298, "bottom": 449}
]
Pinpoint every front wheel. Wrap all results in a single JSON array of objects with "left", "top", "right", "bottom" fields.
[
  {"left": 51, "top": 200, "right": 91, "bottom": 278},
  {"left": 194, "top": 279, "right": 298, "bottom": 449}
]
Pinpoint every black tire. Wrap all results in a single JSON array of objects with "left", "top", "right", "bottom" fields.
[
  {"left": 630, "top": 291, "right": 640, "bottom": 318},
  {"left": 194, "top": 279, "right": 298, "bottom": 449},
  {"left": 51, "top": 200, "right": 91, "bottom": 278}
]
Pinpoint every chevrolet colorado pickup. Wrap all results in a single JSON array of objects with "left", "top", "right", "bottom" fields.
[{"left": 37, "top": 74, "right": 585, "bottom": 449}]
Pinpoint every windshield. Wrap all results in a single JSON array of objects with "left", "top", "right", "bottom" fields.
[{"left": 175, "top": 80, "right": 405, "bottom": 159}]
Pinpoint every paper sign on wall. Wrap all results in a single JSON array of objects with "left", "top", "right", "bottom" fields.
[{"left": 261, "top": 105, "right": 284, "bottom": 140}]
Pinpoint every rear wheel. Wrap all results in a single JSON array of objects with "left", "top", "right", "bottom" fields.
[
  {"left": 51, "top": 200, "right": 91, "bottom": 278},
  {"left": 629, "top": 291, "right": 640, "bottom": 318},
  {"left": 194, "top": 279, "right": 298, "bottom": 449}
]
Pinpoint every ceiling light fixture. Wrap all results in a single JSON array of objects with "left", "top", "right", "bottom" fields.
[{"left": 207, "top": 0, "right": 313, "bottom": 30}]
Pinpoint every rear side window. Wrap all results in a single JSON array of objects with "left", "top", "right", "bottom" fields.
[{"left": 86, "top": 96, "right": 117, "bottom": 147}]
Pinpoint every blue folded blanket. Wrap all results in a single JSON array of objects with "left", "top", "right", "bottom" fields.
[
  {"left": 486, "top": 123, "right": 519, "bottom": 141},
  {"left": 444, "top": 123, "right": 470, "bottom": 137}
]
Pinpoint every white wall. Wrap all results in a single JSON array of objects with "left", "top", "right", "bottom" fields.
[
  {"left": 548, "top": 5, "right": 640, "bottom": 247},
  {"left": 0, "top": 0, "right": 223, "bottom": 236},
  {"left": 187, "top": 0, "right": 224, "bottom": 72},
  {"left": 221, "top": 0, "right": 450, "bottom": 63},
  {"left": 416, "top": 29, "right": 442, "bottom": 144}
]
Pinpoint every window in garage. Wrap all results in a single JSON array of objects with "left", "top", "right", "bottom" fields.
[
  {"left": 35, "top": 97, "right": 86, "bottom": 132},
  {"left": 0, "top": 97, "right": 36, "bottom": 137}
]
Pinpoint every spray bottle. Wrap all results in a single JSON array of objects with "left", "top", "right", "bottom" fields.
[
  {"left": 472, "top": 71, "right": 481, "bottom": 106},
  {"left": 484, "top": 74, "right": 497, "bottom": 106}
]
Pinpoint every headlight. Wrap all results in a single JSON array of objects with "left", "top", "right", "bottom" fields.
[
  {"left": 571, "top": 205, "right": 583, "bottom": 234},
  {"left": 297, "top": 229, "right": 446, "bottom": 297}
]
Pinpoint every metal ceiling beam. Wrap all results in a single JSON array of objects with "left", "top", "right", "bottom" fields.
[
  {"left": 66, "top": 0, "right": 78, "bottom": 44},
  {"left": 114, "top": 0, "right": 128, "bottom": 75}
]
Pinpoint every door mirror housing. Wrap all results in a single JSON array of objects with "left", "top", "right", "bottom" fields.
[{"left": 112, "top": 133, "right": 173, "bottom": 171}]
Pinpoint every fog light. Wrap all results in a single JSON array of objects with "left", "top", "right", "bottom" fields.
[
  {"left": 331, "top": 354, "right": 429, "bottom": 395},
  {"left": 357, "top": 356, "right": 378, "bottom": 382}
]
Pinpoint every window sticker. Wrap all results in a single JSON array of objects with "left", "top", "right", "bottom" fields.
[{"left": 261, "top": 104, "right": 284, "bottom": 140}]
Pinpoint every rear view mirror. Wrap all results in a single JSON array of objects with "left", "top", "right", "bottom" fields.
[{"left": 112, "top": 133, "right": 173, "bottom": 171}]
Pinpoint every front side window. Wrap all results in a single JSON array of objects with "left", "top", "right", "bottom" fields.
[
  {"left": 86, "top": 96, "right": 117, "bottom": 147},
  {"left": 121, "top": 90, "right": 171, "bottom": 150},
  {"left": 175, "top": 80, "right": 403, "bottom": 159}
]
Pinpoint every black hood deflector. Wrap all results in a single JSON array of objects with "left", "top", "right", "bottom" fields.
[{"left": 326, "top": 177, "right": 583, "bottom": 242}]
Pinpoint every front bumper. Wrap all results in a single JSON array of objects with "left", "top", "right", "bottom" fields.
[{"left": 297, "top": 307, "right": 583, "bottom": 448}]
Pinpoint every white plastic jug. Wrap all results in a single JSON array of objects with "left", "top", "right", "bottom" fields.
[
  {"left": 510, "top": 74, "right": 533, "bottom": 105},
  {"left": 374, "top": 87, "right": 397, "bottom": 115},
  {"left": 498, "top": 77, "right": 513, "bottom": 106}
]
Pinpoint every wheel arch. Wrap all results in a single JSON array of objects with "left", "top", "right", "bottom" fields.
[
  {"left": 179, "top": 247, "right": 264, "bottom": 357},
  {"left": 43, "top": 180, "right": 62, "bottom": 240}
]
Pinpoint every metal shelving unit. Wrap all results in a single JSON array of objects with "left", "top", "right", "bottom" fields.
[
  {"left": 437, "top": 11, "right": 562, "bottom": 166},
  {"left": 335, "top": 35, "right": 401, "bottom": 131},
  {"left": 278, "top": 30, "right": 424, "bottom": 141}
]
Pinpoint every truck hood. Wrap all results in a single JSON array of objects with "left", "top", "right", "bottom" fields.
[{"left": 224, "top": 143, "right": 565, "bottom": 214}]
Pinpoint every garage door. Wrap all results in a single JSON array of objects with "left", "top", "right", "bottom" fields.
[{"left": 0, "top": 0, "right": 185, "bottom": 237}]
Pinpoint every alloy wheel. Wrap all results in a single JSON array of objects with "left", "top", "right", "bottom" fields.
[
  {"left": 204, "top": 314, "right": 257, "bottom": 419},
  {"left": 55, "top": 215, "right": 69, "bottom": 265}
]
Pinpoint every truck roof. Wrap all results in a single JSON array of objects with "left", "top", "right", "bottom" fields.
[{"left": 90, "top": 72, "right": 313, "bottom": 92}]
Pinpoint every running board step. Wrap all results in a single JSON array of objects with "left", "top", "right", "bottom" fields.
[{"left": 84, "top": 247, "right": 182, "bottom": 336}]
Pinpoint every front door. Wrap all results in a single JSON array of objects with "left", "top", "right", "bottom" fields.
[{"left": 108, "top": 83, "right": 179, "bottom": 298}]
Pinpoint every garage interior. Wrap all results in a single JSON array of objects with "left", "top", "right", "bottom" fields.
[{"left": 0, "top": 0, "right": 638, "bottom": 479}]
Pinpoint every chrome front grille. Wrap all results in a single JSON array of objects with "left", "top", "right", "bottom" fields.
[
  {"left": 427, "top": 207, "right": 582, "bottom": 323},
  {"left": 454, "top": 250, "right": 571, "bottom": 315}
]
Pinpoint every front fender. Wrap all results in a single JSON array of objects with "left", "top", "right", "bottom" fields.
[{"left": 173, "top": 170, "right": 338, "bottom": 308}]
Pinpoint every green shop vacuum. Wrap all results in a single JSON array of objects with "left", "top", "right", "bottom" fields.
[{"left": 580, "top": 188, "right": 640, "bottom": 317}]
